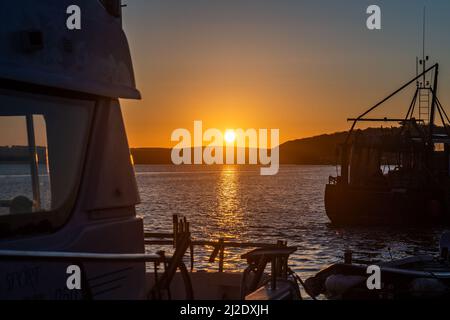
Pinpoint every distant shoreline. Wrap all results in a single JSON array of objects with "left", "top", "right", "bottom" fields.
[{"left": 131, "top": 131, "right": 350, "bottom": 165}]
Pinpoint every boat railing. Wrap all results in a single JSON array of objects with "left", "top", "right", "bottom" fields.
[
  {"left": 145, "top": 232, "right": 287, "bottom": 273},
  {"left": 145, "top": 215, "right": 289, "bottom": 273}
]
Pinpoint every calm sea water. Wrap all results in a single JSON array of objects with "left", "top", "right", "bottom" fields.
[
  {"left": 136, "top": 165, "right": 445, "bottom": 279},
  {"left": 0, "top": 164, "right": 444, "bottom": 280}
]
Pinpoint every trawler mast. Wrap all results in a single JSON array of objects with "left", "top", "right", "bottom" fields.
[{"left": 417, "top": 7, "right": 430, "bottom": 122}]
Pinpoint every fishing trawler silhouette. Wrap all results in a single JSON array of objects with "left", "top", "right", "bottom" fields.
[{"left": 325, "top": 10, "right": 450, "bottom": 226}]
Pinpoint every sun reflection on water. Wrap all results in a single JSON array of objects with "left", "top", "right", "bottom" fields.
[{"left": 214, "top": 165, "right": 245, "bottom": 240}]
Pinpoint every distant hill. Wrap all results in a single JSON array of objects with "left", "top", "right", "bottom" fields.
[
  {"left": 279, "top": 132, "right": 348, "bottom": 165},
  {"left": 130, "top": 126, "right": 437, "bottom": 165}
]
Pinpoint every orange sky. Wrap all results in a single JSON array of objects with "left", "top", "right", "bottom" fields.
[{"left": 120, "top": 1, "right": 450, "bottom": 148}]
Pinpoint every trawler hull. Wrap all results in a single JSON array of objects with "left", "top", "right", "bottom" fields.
[{"left": 324, "top": 184, "right": 449, "bottom": 225}]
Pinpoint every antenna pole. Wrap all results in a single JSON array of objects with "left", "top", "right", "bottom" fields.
[
  {"left": 422, "top": 7, "right": 426, "bottom": 86},
  {"left": 416, "top": 57, "right": 419, "bottom": 87}
]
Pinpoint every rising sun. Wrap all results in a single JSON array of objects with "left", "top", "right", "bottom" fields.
[{"left": 224, "top": 129, "right": 236, "bottom": 144}]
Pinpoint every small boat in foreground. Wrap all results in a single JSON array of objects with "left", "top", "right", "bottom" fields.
[{"left": 305, "top": 232, "right": 450, "bottom": 299}]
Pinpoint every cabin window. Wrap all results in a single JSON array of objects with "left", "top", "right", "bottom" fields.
[
  {"left": 0, "top": 90, "right": 93, "bottom": 236},
  {"left": 0, "top": 115, "right": 50, "bottom": 215}
]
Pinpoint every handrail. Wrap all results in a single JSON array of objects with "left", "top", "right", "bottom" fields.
[
  {"left": 145, "top": 232, "right": 280, "bottom": 248},
  {"left": 145, "top": 231, "right": 288, "bottom": 273},
  {"left": 0, "top": 250, "right": 161, "bottom": 263}
]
